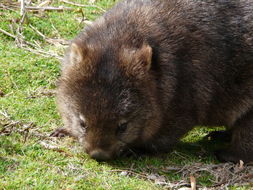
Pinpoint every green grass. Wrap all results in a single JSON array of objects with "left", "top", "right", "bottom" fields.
[{"left": 0, "top": 0, "right": 252, "bottom": 189}]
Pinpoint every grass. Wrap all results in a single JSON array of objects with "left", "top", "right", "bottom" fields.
[{"left": 0, "top": 0, "right": 252, "bottom": 189}]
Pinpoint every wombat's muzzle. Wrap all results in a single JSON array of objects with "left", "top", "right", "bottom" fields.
[{"left": 89, "top": 149, "right": 111, "bottom": 161}]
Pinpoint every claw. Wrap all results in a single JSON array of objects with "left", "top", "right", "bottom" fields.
[{"left": 50, "top": 128, "right": 71, "bottom": 138}]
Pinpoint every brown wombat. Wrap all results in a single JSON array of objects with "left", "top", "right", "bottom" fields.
[{"left": 51, "top": 0, "right": 253, "bottom": 162}]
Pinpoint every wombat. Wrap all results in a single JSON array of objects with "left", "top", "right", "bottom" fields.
[{"left": 51, "top": 0, "right": 253, "bottom": 162}]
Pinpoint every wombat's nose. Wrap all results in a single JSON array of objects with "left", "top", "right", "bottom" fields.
[{"left": 89, "top": 150, "right": 110, "bottom": 161}]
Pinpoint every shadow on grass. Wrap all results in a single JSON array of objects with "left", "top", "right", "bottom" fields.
[
  {"left": 108, "top": 130, "right": 230, "bottom": 168},
  {"left": 103, "top": 131, "right": 231, "bottom": 186}
]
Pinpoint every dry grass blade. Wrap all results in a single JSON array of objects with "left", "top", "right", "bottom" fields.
[
  {"left": 26, "top": 88, "right": 56, "bottom": 99},
  {"left": 29, "top": 24, "right": 69, "bottom": 46},
  {"left": 0, "top": 28, "right": 16, "bottom": 39},
  {"left": 20, "top": 0, "right": 25, "bottom": 16},
  {"left": 25, "top": 6, "right": 73, "bottom": 11},
  {"left": 39, "top": 141, "right": 73, "bottom": 157},
  {"left": 60, "top": 0, "right": 105, "bottom": 12},
  {"left": 21, "top": 46, "right": 63, "bottom": 60},
  {"left": 37, "top": 0, "right": 52, "bottom": 7}
]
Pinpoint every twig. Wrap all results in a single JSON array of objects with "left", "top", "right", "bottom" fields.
[
  {"left": 21, "top": 46, "right": 63, "bottom": 60},
  {"left": 37, "top": 0, "right": 52, "bottom": 8},
  {"left": 32, "top": 40, "right": 42, "bottom": 48},
  {"left": 0, "top": 27, "right": 62, "bottom": 60},
  {"left": 50, "top": 21, "right": 61, "bottom": 38},
  {"left": 0, "top": 28, "right": 16, "bottom": 39},
  {"left": 29, "top": 24, "right": 46, "bottom": 39},
  {"left": 39, "top": 141, "right": 72, "bottom": 157},
  {"left": 0, "top": 110, "right": 11, "bottom": 119},
  {"left": 20, "top": 0, "right": 25, "bottom": 16},
  {"left": 16, "top": 2, "right": 27, "bottom": 46},
  {"left": 25, "top": 6, "right": 73, "bottom": 11},
  {"left": 109, "top": 169, "right": 149, "bottom": 178},
  {"left": 20, "top": 10, "right": 27, "bottom": 26},
  {"left": 26, "top": 0, "right": 32, "bottom": 6},
  {"left": 60, "top": 0, "right": 105, "bottom": 12},
  {"left": 0, "top": 3, "right": 18, "bottom": 11}
]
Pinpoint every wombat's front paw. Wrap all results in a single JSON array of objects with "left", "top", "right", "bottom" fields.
[{"left": 50, "top": 127, "right": 70, "bottom": 138}]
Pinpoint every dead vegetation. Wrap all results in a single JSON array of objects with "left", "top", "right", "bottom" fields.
[
  {"left": 0, "top": 110, "right": 49, "bottom": 140},
  {"left": 0, "top": 0, "right": 103, "bottom": 60},
  {"left": 25, "top": 87, "right": 56, "bottom": 99},
  {"left": 108, "top": 161, "right": 253, "bottom": 189}
]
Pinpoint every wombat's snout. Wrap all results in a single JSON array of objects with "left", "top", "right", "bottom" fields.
[{"left": 89, "top": 149, "right": 111, "bottom": 161}]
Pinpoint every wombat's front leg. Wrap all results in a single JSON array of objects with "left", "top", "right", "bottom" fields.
[
  {"left": 216, "top": 109, "right": 253, "bottom": 163},
  {"left": 50, "top": 127, "right": 73, "bottom": 137}
]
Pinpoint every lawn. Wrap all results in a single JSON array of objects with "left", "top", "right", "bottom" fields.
[{"left": 0, "top": 0, "right": 252, "bottom": 189}]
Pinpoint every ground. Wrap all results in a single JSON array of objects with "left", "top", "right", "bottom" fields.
[{"left": 0, "top": 0, "right": 252, "bottom": 189}]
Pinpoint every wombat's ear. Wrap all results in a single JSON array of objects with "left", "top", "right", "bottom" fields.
[
  {"left": 136, "top": 43, "right": 152, "bottom": 71},
  {"left": 121, "top": 43, "right": 152, "bottom": 78},
  {"left": 69, "top": 42, "right": 85, "bottom": 65}
]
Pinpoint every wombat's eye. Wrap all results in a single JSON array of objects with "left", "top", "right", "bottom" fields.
[
  {"left": 79, "top": 115, "right": 86, "bottom": 129},
  {"left": 80, "top": 120, "right": 86, "bottom": 129},
  {"left": 117, "top": 122, "right": 128, "bottom": 134}
]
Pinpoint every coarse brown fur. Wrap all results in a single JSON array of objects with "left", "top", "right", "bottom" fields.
[{"left": 52, "top": 0, "right": 253, "bottom": 162}]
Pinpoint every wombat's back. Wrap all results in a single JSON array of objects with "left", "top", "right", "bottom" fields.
[{"left": 100, "top": 0, "right": 253, "bottom": 126}]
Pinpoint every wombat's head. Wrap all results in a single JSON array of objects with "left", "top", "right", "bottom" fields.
[{"left": 58, "top": 39, "right": 162, "bottom": 161}]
